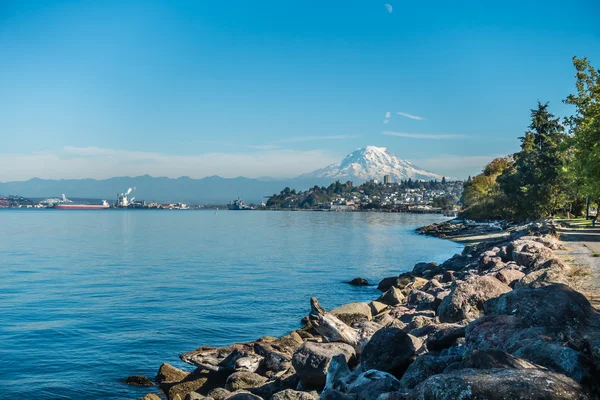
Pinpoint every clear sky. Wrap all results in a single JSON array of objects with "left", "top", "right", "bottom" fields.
[{"left": 1, "top": 0, "right": 599, "bottom": 181}]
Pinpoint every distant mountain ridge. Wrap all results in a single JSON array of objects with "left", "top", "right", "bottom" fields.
[
  {"left": 0, "top": 147, "right": 446, "bottom": 203},
  {"left": 0, "top": 175, "right": 331, "bottom": 204},
  {"left": 299, "top": 146, "right": 443, "bottom": 182}
]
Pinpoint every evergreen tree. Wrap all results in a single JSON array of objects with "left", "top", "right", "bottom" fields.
[{"left": 498, "top": 102, "right": 569, "bottom": 219}]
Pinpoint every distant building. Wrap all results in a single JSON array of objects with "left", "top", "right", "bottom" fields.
[{"left": 383, "top": 175, "right": 392, "bottom": 184}]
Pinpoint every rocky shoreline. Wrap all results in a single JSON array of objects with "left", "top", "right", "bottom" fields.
[{"left": 130, "top": 220, "right": 600, "bottom": 400}]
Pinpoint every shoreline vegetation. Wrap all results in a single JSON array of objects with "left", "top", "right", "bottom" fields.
[
  {"left": 459, "top": 56, "right": 600, "bottom": 223},
  {"left": 128, "top": 219, "right": 600, "bottom": 400}
]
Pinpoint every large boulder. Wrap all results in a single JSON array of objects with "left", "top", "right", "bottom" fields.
[
  {"left": 412, "top": 262, "right": 439, "bottom": 277},
  {"left": 207, "top": 388, "right": 232, "bottom": 400},
  {"left": 516, "top": 262, "right": 569, "bottom": 288},
  {"left": 513, "top": 341, "right": 595, "bottom": 382},
  {"left": 347, "top": 278, "right": 370, "bottom": 286},
  {"left": 399, "top": 354, "right": 457, "bottom": 389},
  {"left": 493, "top": 268, "right": 525, "bottom": 286},
  {"left": 379, "top": 277, "right": 400, "bottom": 292},
  {"left": 465, "top": 315, "right": 547, "bottom": 354},
  {"left": 440, "top": 254, "right": 471, "bottom": 272},
  {"left": 408, "top": 368, "right": 587, "bottom": 400},
  {"left": 407, "top": 315, "right": 435, "bottom": 331},
  {"left": 271, "top": 389, "right": 317, "bottom": 400},
  {"left": 165, "top": 370, "right": 215, "bottom": 400},
  {"left": 225, "top": 372, "right": 268, "bottom": 392},
  {"left": 438, "top": 276, "right": 511, "bottom": 323},
  {"left": 484, "top": 284, "right": 594, "bottom": 331},
  {"left": 360, "top": 327, "right": 420, "bottom": 378},
  {"left": 156, "top": 363, "right": 189, "bottom": 384},
  {"left": 185, "top": 393, "right": 214, "bottom": 400},
  {"left": 425, "top": 323, "right": 466, "bottom": 352},
  {"left": 125, "top": 375, "right": 154, "bottom": 386},
  {"left": 510, "top": 240, "right": 555, "bottom": 270},
  {"left": 228, "top": 394, "right": 263, "bottom": 400},
  {"left": 346, "top": 370, "right": 402, "bottom": 400},
  {"left": 455, "top": 349, "right": 538, "bottom": 370},
  {"left": 406, "top": 290, "right": 435, "bottom": 311},
  {"left": 331, "top": 302, "right": 372, "bottom": 325},
  {"left": 291, "top": 342, "right": 355, "bottom": 389},
  {"left": 377, "top": 287, "right": 406, "bottom": 306},
  {"left": 140, "top": 395, "right": 162, "bottom": 400}
]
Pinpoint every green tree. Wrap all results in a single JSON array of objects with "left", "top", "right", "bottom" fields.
[
  {"left": 498, "top": 102, "right": 569, "bottom": 219},
  {"left": 460, "top": 157, "right": 512, "bottom": 220},
  {"left": 564, "top": 56, "right": 600, "bottom": 205}
]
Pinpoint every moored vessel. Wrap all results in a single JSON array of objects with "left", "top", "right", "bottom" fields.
[{"left": 54, "top": 200, "right": 110, "bottom": 210}]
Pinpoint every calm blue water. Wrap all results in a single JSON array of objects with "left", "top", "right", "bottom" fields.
[{"left": 0, "top": 210, "right": 461, "bottom": 399}]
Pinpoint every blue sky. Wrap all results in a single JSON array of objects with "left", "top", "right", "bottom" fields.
[{"left": 1, "top": 0, "right": 599, "bottom": 181}]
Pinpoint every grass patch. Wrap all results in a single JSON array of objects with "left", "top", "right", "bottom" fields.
[{"left": 592, "top": 252, "right": 600, "bottom": 258}]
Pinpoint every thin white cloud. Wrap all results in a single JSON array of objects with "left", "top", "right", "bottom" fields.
[
  {"left": 383, "top": 120, "right": 389, "bottom": 124},
  {"left": 382, "top": 131, "right": 469, "bottom": 139},
  {"left": 276, "top": 135, "right": 359, "bottom": 143},
  {"left": 396, "top": 112, "right": 425, "bottom": 121},
  {"left": 246, "top": 144, "right": 281, "bottom": 150},
  {"left": 384, "top": 4, "right": 393, "bottom": 13},
  {"left": 0, "top": 147, "right": 340, "bottom": 181},
  {"left": 385, "top": 111, "right": 391, "bottom": 118}
]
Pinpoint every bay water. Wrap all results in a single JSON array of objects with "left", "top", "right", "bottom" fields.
[{"left": 0, "top": 210, "right": 462, "bottom": 399}]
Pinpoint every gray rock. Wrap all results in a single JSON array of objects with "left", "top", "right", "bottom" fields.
[
  {"left": 412, "top": 262, "right": 439, "bottom": 277},
  {"left": 465, "top": 315, "right": 547, "bottom": 354},
  {"left": 225, "top": 372, "right": 268, "bottom": 391},
  {"left": 228, "top": 394, "right": 264, "bottom": 400},
  {"left": 360, "top": 327, "right": 419, "bottom": 378},
  {"left": 484, "top": 283, "right": 594, "bottom": 331},
  {"left": 271, "top": 389, "right": 316, "bottom": 400},
  {"left": 510, "top": 240, "right": 555, "bottom": 270},
  {"left": 377, "top": 287, "right": 406, "bottom": 306},
  {"left": 139, "top": 394, "right": 161, "bottom": 400},
  {"left": 206, "top": 388, "right": 232, "bottom": 400},
  {"left": 457, "top": 349, "right": 538, "bottom": 370},
  {"left": 319, "top": 389, "right": 357, "bottom": 400},
  {"left": 517, "top": 264, "right": 569, "bottom": 288},
  {"left": 346, "top": 370, "right": 402, "bottom": 400},
  {"left": 155, "top": 362, "right": 189, "bottom": 384},
  {"left": 407, "top": 315, "right": 435, "bottom": 331},
  {"left": 406, "top": 290, "right": 435, "bottom": 310},
  {"left": 513, "top": 341, "right": 594, "bottom": 382},
  {"left": 441, "top": 271, "right": 455, "bottom": 283},
  {"left": 494, "top": 268, "right": 525, "bottom": 286},
  {"left": 378, "top": 276, "right": 400, "bottom": 292},
  {"left": 437, "top": 276, "right": 511, "bottom": 323},
  {"left": 425, "top": 323, "right": 466, "bottom": 352},
  {"left": 421, "top": 280, "right": 443, "bottom": 293},
  {"left": 347, "top": 278, "right": 370, "bottom": 286},
  {"left": 408, "top": 368, "right": 586, "bottom": 400},
  {"left": 400, "top": 354, "right": 457, "bottom": 389},
  {"left": 331, "top": 302, "right": 372, "bottom": 325},
  {"left": 185, "top": 393, "right": 214, "bottom": 400},
  {"left": 291, "top": 342, "right": 355, "bottom": 389},
  {"left": 124, "top": 375, "right": 154, "bottom": 386}
]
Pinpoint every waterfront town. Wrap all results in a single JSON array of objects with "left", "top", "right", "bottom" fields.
[
  {"left": 264, "top": 177, "right": 463, "bottom": 213},
  {"left": 0, "top": 177, "right": 463, "bottom": 213}
]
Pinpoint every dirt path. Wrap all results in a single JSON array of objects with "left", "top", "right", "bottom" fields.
[{"left": 556, "top": 220, "right": 600, "bottom": 310}]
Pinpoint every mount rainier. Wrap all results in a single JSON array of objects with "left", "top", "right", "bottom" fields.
[{"left": 298, "top": 146, "right": 444, "bottom": 182}]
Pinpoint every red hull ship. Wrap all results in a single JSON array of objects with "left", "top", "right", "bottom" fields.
[{"left": 53, "top": 197, "right": 110, "bottom": 210}]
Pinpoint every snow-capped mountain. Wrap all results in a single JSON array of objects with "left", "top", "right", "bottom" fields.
[{"left": 298, "top": 146, "right": 444, "bottom": 182}]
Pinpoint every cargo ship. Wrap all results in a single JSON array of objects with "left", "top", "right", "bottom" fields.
[{"left": 54, "top": 200, "right": 110, "bottom": 210}]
